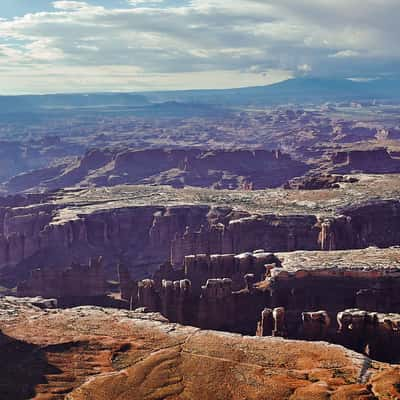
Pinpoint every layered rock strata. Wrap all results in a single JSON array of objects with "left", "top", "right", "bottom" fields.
[
  {"left": 2, "top": 296, "right": 399, "bottom": 400},
  {"left": 4, "top": 148, "right": 310, "bottom": 192},
  {"left": 331, "top": 148, "right": 400, "bottom": 173},
  {"left": 17, "top": 257, "right": 107, "bottom": 305},
  {"left": 126, "top": 247, "right": 400, "bottom": 362},
  {"left": 1, "top": 177, "right": 400, "bottom": 288}
]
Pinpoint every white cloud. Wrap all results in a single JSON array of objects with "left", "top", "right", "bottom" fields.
[
  {"left": 329, "top": 50, "right": 361, "bottom": 58},
  {"left": 52, "top": 1, "right": 90, "bottom": 10},
  {"left": 0, "top": 65, "right": 292, "bottom": 94},
  {"left": 0, "top": 0, "right": 398, "bottom": 93},
  {"left": 127, "top": 0, "right": 164, "bottom": 6},
  {"left": 25, "top": 39, "right": 65, "bottom": 61},
  {"left": 297, "top": 64, "right": 312, "bottom": 73}
]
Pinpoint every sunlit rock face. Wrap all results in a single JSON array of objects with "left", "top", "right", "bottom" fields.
[
  {"left": 3, "top": 148, "right": 310, "bottom": 193},
  {"left": 2, "top": 295, "right": 399, "bottom": 400},
  {"left": 1, "top": 180, "right": 400, "bottom": 291},
  {"left": 133, "top": 247, "right": 400, "bottom": 363}
]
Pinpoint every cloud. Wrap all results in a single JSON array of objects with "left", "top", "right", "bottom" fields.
[
  {"left": 53, "top": 1, "right": 90, "bottom": 10},
  {"left": 297, "top": 64, "right": 312, "bottom": 73},
  {"left": 127, "top": 0, "right": 164, "bottom": 6},
  {"left": 0, "top": 0, "right": 398, "bottom": 93},
  {"left": 329, "top": 50, "right": 361, "bottom": 58}
]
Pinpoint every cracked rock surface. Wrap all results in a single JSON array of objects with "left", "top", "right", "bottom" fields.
[{"left": 1, "top": 297, "right": 400, "bottom": 399}]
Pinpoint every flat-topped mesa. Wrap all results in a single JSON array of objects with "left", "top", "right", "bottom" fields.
[
  {"left": 332, "top": 148, "right": 392, "bottom": 165},
  {"left": 131, "top": 247, "right": 400, "bottom": 360},
  {"left": 284, "top": 174, "right": 358, "bottom": 190},
  {"left": 225, "top": 214, "right": 321, "bottom": 254},
  {"left": 16, "top": 256, "right": 107, "bottom": 304},
  {"left": 270, "top": 265, "right": 400, "bottom": 280},
  {"left": 316, "top": 199, "right": 400, "bottom": 251},
  {"left": 150, "top": 205, "right": 211, "bottom": 248},
  {"left": 331, "top": 148, "right": 400, "bottom": 173},
  {"left": 0, "top": 204, "right": 216, "bottom": 287},
  {"left": 184, "top": 251, "right": 280, "bottom": 293},
  {"left": 267, "top": 248, "right": 400, "bottom": 315},
  {"left": 0, "top": 203, "right": 57, "bottom": 269},
  {"left": 340, "top": 199, "right": 400, "bottom": 249},
  {"left": 2, "top": 180, "right": 400, "bottom": 289},
  {"left": 6, "top": 148, "right": 310, "bottom": 192}
]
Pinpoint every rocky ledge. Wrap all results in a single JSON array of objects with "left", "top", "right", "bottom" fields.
[
  {"left": 1, "top": 296, "right": 400, "bottom": 400},
  {"left": 1, "top": 173, "right": 400, "bottom": 289}
]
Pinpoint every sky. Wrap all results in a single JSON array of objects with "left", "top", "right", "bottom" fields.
[{"left": 0, "top": 0, "right": 398, "bottom": 94}]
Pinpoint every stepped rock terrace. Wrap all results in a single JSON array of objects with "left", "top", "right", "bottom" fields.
[{"left": 50, "top": 173, "right": 400, "bottom": 222}]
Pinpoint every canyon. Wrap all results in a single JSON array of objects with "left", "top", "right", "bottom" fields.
[
  {"left": 2, "top": 97, "right": 400, "bottom": 398},
  {"left": 3, "top": 146, "right": 400, "bottom": 194},
  {"left": 1, "top": 173, "right": 400, "bottom": 374},
  {"left": 2, "top": 102, "right": 400, "bottom": 197},
  {"left": 0, "top": 173, "right": 400, "bottom": 290},
  {"left": 3, "top": 148, "right": 310, "bottom": 193},
  {"left": 119, "top": 247, "right": 400, "bottom": 363}
]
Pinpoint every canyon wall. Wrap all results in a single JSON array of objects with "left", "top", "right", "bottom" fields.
[
  {"left": 1, "top": 197, "right": 400, "bottom": 288},
  {"left": 17, "top": 256, "right": 107, "bottom": 303},
  {"left": 4, "top": 148, "right": 310, "bottom": 192},
  {"left": 124, "top": 248, "right": 400, "bottom": 362},
  {"left": 183, "top": 251, "right": 279, "bottom": 293},
  {"left": 331, "top": 148, "right": 400, "bottom": 173},
  {"left": 131, "top": 275, "right": 269, "bottom": 335}
]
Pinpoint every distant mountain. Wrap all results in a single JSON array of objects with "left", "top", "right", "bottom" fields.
[
  {"left": 0, "top": 92, "right": 149, "bottom": 113},
  {"left": 1, "top": 78, "right": 400, "bottom": 113},
  {"left": 143, "top": 78, "right": 400, "bottom": 105}
]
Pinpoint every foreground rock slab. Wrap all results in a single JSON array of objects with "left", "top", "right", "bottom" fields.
[{"left": 0, "top": 297, "right": 400, "bottom": 399}]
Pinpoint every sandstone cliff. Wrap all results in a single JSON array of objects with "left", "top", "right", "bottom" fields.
[
  {"left": 331, "top": 148, "right": 400, "bottom": 174},
  {"left": 17, "top": 257, "right": 107, "bottom": 302},
  {"left": 1, "top": 194, "right": 400, "bottom": 290},
  {"left": 1, "top": 296, "right": 399, "bottom": 400},
  {"left": 129, "top": 247, "right": 400, "bottom": 362},
  {"left": 3, "top": 148, "right": 310, "bottom": 192}
]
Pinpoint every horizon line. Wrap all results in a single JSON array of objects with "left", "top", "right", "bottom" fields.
[{"left": 0, "top": 77, "right": 385, "bottom": 97}]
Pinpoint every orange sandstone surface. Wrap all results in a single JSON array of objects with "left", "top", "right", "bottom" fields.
[{"left": 0, "top": 297, "right": 399, "bottom": 400}]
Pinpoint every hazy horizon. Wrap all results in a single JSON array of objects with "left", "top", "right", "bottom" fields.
[{"left": 0, "top": 0, "right": 399, "bottom": 94}]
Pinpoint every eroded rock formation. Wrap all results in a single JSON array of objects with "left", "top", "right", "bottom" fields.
[
  {"left": 1, "top": 180, "right": 400, "bottom": 292},
  {"left": 284, "top": 174, "right": 358, "bottom": 190},
  {"left": 331, "top": 148, "right": 400, "bottom": 173},
  {"left": 4, "top": 148, "right": 310, "bottom": 192},
  {"left": 17, "top": 257, "right": 107, "bottom": 304},
  {"left": 126, "top": 247, "right": 400, "bottom": 362},
  {"left": 2, "top": 296, "right": 399, "bottom": 400}
]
